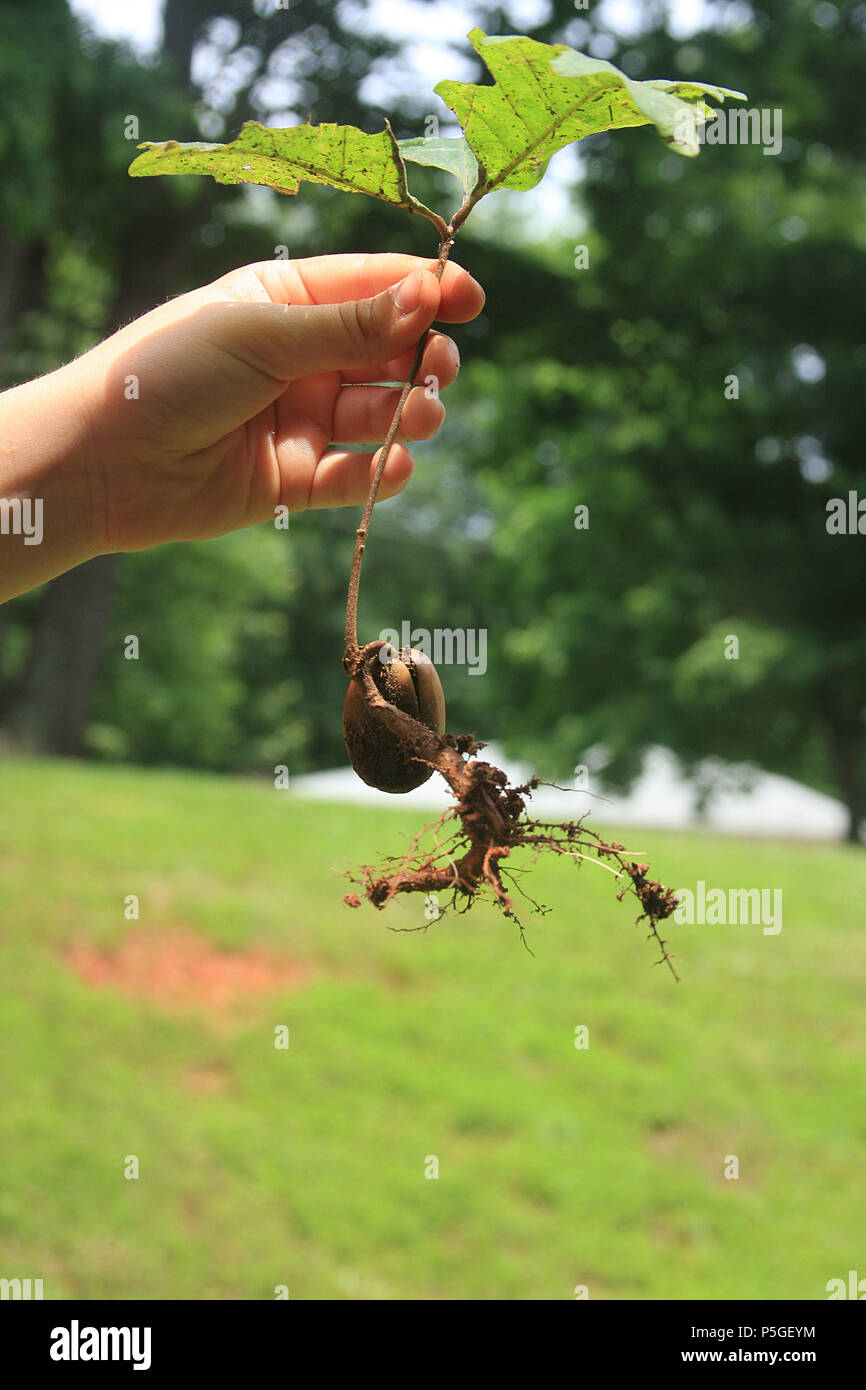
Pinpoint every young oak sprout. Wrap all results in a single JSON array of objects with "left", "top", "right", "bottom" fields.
[{"left": 129, "top": 29, "right": 745, "bottom": 973}]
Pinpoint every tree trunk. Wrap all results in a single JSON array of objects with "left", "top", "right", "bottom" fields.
[
  {"left": 0, "top": 602, "right": 8, "bottom": 675},
  {"left": 825, "top": 714, "right": 865, "bottom": 845},
  {"left": 5, "top": 556, "right": 119, "bottom": 754},
  {"left": 0, "top": 231, "right": 46, "bottom": 381}
]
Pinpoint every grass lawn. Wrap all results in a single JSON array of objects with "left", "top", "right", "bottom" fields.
[{"left": 1, "top": 756, "right": 864, "bottom": 1300}]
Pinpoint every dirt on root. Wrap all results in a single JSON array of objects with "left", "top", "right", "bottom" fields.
[
  {"left": 341, "top": 645, "right": 679, "bottom": 977},
  {"left": 63, "top": 928, "right": 311, "bottom": 1012}
]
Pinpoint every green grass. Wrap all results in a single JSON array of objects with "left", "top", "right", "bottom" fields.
[{"left": 1, "top": 756, "right": 864, "bottom": 1300}]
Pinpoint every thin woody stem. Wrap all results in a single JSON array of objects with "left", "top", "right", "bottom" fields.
[{"left": 343, "top": 229, "right": 457, "bottom": 670}]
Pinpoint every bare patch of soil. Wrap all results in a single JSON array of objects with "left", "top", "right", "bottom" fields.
[
  {"left": 63, "top": 928, "right": 310, "bottom": 1011},
  {"left": 183, "top": 1063, "right": 234, "bottom": 1096}
]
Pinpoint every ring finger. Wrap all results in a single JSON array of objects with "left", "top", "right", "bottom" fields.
[{"left": 338, "top": 331, "right": 460, "bottom": 388}]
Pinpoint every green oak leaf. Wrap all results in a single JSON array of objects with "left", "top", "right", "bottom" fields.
[
  {"left": 434, "top": 29, "right": 747, "bottom": 194},
  {"left": 129, "top": 119, "right": 436, "bottom": 218},
  {"left": 397, "top": 135, "right": 479, "bottom": 198}
]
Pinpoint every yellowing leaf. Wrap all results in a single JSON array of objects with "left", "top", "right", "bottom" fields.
[{"left": 129, "top": 119, "right": 436, "bottom": 218}]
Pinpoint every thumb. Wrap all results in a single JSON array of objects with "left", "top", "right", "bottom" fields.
[{"left": 221, "top": 268, "right": 442, "bottom": 384}]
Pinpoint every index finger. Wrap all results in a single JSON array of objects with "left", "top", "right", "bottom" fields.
[{"left": 251, "top": 252, "right": 485, "bottom": 323}]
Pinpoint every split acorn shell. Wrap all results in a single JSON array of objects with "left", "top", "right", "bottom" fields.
[{"left": 343, "top": 645, "right": 446, "bottom": 794}]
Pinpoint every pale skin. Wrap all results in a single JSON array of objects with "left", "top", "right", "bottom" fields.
[{"left": 0, "top": 253, "right": 485, "bottom": 603}]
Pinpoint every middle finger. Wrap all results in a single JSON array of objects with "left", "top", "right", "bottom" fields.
[{"left": 338, "top": 331, "right": 460, "bottom": 387}]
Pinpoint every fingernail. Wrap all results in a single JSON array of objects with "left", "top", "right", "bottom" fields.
[
  {"left": 391, "top": 272, "right": 422, "bottom": 314},
  {"left": 445, "top": 338, "right": 461, "bottom": 372}
]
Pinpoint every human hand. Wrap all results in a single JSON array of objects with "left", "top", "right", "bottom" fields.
[{"left": 0, "top": 253, "right": 484, "bottom": 599}]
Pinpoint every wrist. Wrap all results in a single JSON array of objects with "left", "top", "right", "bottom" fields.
[{"left": 0, "top": 358, "right": 106, "bottom": 600}]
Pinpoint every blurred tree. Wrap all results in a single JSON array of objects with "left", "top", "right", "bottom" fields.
[
  {"left": 1, "top": 0, "right": 210, "bottom": 748},
  {"left": 0, "top": 0, "right": 444, "bottom": 760},
  {"left": 458, "top": 0, "right": 866, "bottom": 841}
]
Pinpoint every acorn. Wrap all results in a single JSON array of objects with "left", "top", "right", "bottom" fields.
[{"left": 343, "top": 645, "right": 446, "bottom": 793}]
